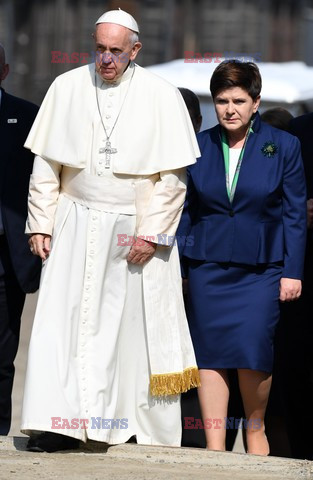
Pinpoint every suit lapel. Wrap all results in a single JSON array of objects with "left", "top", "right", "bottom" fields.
[
  {"left": 0, "top": 89, "right": 18, "bottom": 150},
  {"left": 232, "top": 128, "right": 269, "bottom": 207}
]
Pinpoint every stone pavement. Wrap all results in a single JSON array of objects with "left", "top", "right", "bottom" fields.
[{"left": 0, "top": 436, "right": 312, "bottom": 480}]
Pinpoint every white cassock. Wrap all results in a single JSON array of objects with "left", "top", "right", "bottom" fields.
[{"left": 21, "top": 62, "right": 200, "bottom": 446}]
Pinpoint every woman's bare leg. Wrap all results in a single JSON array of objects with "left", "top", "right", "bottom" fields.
[
  {"left": 197, "top": 369, "right": 229, "bottom": 450},
  {"left": 238, "top": 369, "right": 272, "bottom": 455}
]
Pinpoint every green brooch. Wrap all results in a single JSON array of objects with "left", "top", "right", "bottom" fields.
[{"left": 261, "top": 142, "right": 278, "bottom": 157}]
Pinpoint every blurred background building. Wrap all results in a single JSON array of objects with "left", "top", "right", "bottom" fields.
[{"left": 1, "top": 0, "right": 313, "bottom": 120}]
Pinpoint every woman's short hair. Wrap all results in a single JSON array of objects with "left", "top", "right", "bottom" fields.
[{"left": 210, "top": 60, "right": 262, "bottom": 100}]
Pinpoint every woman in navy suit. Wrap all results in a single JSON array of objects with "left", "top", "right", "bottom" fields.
[{"left": 177, "top": 61, "right": 307, "bottom": 455}]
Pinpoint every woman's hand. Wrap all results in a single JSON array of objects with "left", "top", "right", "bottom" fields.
[{"left": 279, "top": 277, "right": 302, "bottom": 302}]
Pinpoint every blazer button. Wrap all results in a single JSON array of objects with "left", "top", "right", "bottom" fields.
[{"left": 229, "top": 210, "right": 235, "bottom": 217}]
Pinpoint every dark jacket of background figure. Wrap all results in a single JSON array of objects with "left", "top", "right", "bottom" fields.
[
  {"left": 275, "top": 112, "right": 313, "bottom": 460},
  {"left": 290, "top": 112, "right": 313, "bottom": 199},
  {"left": 0, "top": 88, "right": 41, "bottom": 292}
]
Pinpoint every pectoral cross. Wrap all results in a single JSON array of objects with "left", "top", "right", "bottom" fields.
[{"left": 99, "top": 140, "right": 117, "bottom": 168}]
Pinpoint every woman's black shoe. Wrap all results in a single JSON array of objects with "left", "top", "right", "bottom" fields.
[{"left": 26, "top": 432, "right": 80, "bottom": 452}]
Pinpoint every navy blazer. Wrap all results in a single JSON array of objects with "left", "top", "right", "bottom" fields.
[
  {"left": 0, "top": 89, "right": 41, "bottom": 293},
  {"left": 177, "top": 112, "right": 307, "bottom": 280}
]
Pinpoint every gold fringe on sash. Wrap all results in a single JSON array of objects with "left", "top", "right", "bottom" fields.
[{"left": 149, "top": 367, "right": 201, "bottom": 396}]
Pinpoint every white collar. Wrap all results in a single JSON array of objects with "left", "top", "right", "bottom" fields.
[{"left": 96, "top": 61, "right": 135, "bottom": 88}]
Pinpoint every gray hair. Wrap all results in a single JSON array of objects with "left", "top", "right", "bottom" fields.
[{"left": 129, "top": 31, "right": 139, "bottom": 45}]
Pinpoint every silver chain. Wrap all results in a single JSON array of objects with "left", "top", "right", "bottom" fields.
[{"left": 94, "top": 64, "right": 135, "bottom": 143}]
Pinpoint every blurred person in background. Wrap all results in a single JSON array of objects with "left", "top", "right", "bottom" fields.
[
  {"left": 177, "top": 60, "right": 307, "bottom": 455},
  {"left": 270, "top": 110, "right": 313, "bottom": 460},
  {"left": 256, "top": 107, "right": 313, "bottom": 459},
  {"left": 178, "top": 87, "right": 202, "bottom": 135},
  {"left": 0, "top": 43, "right": 41, "bottom": 435},
  {"left": 260, "top": 107, "right": 293, "bottom": 133}
]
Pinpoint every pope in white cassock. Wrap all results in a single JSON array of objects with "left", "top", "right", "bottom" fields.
[{"left": 21, "top": 9, "right": 200, "bottom": 452}]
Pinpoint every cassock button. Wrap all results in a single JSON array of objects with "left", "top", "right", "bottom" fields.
[{"left": 229, "top": 210, "right": 235, "bottom": 217}]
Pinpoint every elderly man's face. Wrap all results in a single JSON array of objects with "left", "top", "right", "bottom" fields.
[{"left": 94, "top": 23, "right": 141, "bottom": 83}]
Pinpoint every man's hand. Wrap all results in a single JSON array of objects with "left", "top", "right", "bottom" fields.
[
  {"left": 307, "top": 198, "right": 313, "bottom": 229},
  {"left": 127, "top": 238, "right": 157, "bottom": 265},
  {"left": 29, "top": 234, "right": 52, "bottom": 260},
  {"left": 279, "top": 277, "right": 302, "bottom": 302}
]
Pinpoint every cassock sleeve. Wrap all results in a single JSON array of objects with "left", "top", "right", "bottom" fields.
[
  {"left": 25, "top": 155, "right": 62, "bottom": 235},
  {"left": 136, "top": 167, "right": 187, "bottom": 246}
]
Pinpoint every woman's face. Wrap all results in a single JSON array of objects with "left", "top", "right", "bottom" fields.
[{"left": 214, "top": 86, "right": 260, "bottom": 135}]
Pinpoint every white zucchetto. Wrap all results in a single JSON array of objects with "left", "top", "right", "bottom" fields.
[{"left": 95, "top": 8, "right": 139, "bottom": 33}]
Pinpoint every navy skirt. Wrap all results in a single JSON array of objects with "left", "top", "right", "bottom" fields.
[{"left": 186, "top": 260, "right": 283, "bottom": 373}]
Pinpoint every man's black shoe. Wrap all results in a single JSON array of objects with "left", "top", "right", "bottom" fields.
[{"left": 26, "top": 432, "right": 80, "bottom": 452}]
